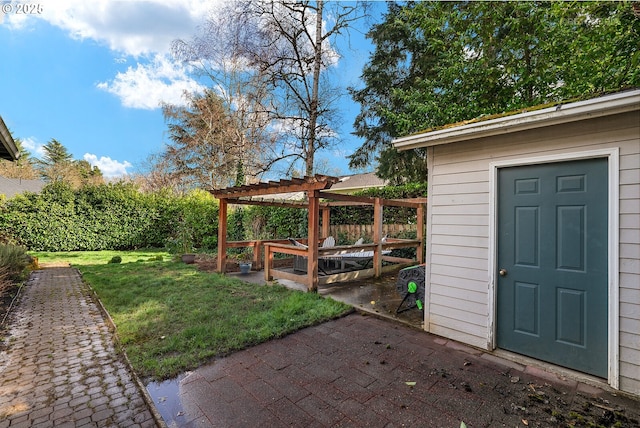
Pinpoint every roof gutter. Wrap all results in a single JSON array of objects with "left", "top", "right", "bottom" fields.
[
  {"left": 0, "top": 116, "right": 20, "bottom": 161},
  {"left": 393, "top": 89, "right": 640, "bottom": 151}
]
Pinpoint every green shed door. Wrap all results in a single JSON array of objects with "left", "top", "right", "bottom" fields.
[{"left": 497, "top": 158, "right": 608, "bottom": 377}]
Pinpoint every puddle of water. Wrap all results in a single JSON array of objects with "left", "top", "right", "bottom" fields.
[
  {"left": 146, "top": 374, "right": 189, "bottom": 428},
  {"left": 320, "top": 275, "right": 424, "bottom": 328}
]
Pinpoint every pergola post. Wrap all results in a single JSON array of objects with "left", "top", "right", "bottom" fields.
[
  {"left": 217, "top": 198, "right": 228, "bottom": 273},
  {"left": 373, "top": 197, "right": 383, "bottom": 277},
  {"left": 321, "top": 207, "right": 330, "bottom": 239},
  {"left": 307, "top": 191, "right": 320, "bottom": 292},
  {"left": 210, "top": 176, "right": 427, "bottom": 292}
]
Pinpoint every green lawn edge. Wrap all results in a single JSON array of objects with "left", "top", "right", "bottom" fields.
[{"left": 32, "top": 251, "right": 353, "bottom": 381}]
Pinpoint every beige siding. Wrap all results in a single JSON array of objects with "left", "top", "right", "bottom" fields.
[
  {"left": 426, "top": 111, "right": 640, "bottom": 395},
  {"left": 618, "top": 119, "right": 640, "bottom": 395}
]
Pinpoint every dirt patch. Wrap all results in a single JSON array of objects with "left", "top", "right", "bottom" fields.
[
  {"left": 37, "top": 261, "right": 71, "bottom": 268},
  {"left": 195, "top": 255, "right": 293, "bottom": 273},
  {"left": 471, "top": 374, "right": 640, "bottom": 427}
]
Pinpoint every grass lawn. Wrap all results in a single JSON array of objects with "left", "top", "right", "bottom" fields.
[{"left": 32, "top": 250, "right": 352, "bottom": 381}]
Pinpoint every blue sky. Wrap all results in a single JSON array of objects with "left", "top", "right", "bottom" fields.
[{"left": 0, "top": 1, "right": 383, "bottom": 179}]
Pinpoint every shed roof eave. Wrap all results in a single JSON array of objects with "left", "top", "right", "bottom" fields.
[
  {"left": 0, "top": 116, "right": 19, "bottom": 161},
  {"left": 393, "top": 89, "right": 640, "bottom": 151}
]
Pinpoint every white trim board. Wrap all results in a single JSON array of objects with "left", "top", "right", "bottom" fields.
[
  {"left": 487, "top": 148, "right": 620, "bottom": 389},
  {"left": 394, "top": 90, "right": 640, "bottom": 150}
]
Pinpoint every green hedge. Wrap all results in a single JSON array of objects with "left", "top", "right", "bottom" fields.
[
  {"left": 0, "top": 183, "right": 218, "bottom": 252},
  {"left": 0, "top": 181, "right": 424, "bottom": 252},
  {"left": 329, "top": 182, "right": 428, "bottom": 225},
  {"left": 235, "top": 183, "right": 427, "bottom": 241},
  {"left": 241, "top": 205, "right": 308, "bottom": 240}
]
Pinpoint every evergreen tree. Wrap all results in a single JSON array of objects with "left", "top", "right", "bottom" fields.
[{"left": 350, "top": 1, "right": 640, "bottom": 183}]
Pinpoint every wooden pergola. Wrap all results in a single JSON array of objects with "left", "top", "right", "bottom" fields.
[{"left": 210, "top": 175, "right": 426, "bottom": 292}]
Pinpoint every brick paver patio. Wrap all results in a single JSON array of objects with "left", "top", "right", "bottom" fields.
[{"left": 0, "top": 267, "right": 159, "bottom": 427}]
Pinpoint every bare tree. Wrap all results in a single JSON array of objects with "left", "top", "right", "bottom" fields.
[
  {"left": 173, "top": 0, "right": 368, "bottom": 178},
  {"left": 129, "top": 153, "right": 185, "bottom": 194},
  {"left": 161, "top": 89, "right": 248, "bottom": 189},
  {"left": 0, "top": 137, "right": 39, "bottom": 180},
  {"left": 171, "top": 8, "right": 277, "bottom": 183}
]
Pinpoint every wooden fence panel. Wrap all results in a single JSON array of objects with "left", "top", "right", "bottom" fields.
[{"left": 329, "top": 224, "right": 417, "bottom": 243}]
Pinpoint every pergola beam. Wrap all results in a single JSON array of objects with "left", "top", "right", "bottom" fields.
[
  {"left": 211, "top": 175, "right": 338, "bottom": 199},
  {"left": 222, "top": 198, "right": 309, "bottom": 208},
  {"left": 210, "top": 174, "right": 427, "bottom": 292}
]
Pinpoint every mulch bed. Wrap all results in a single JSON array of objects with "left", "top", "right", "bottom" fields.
[
  {"left": 0, "top": 282, "right": 22, "bottom": 349},
  {"left": 195, "top": 255, "right": 294, "bottom": 273}
]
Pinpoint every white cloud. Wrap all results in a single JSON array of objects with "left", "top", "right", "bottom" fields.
[
  {"left": 7, "top": 1, "right": 213, "bottom": 110},
  {"left": 97, "top": 54, "right": 205, "bottom": 109},
  {"left": 84, "top": 153, "right": 132, "bottom": 178},
  {"left": 7, "top": 0, "right": 216, "bottom": 57},
  {"left": 20, "top": 137, "right": 45, "bottom": 158}
]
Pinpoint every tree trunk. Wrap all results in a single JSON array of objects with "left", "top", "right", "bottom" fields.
[{"left": 306, "top": 0, "right": 324, "bottom": 177}]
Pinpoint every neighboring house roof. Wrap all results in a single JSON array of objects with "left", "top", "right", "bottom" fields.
[
  {"left": 394, "top": 89, "right": 640, "bottom": 150},
  {"left": 325, "top": 172, "right": 388, "bottom": 194},
  {"left": 0, "top": 116, "right": 19, "bottom": 161},
  {"left": 0, "top": 176, "right": 46, "bottom": 198}
]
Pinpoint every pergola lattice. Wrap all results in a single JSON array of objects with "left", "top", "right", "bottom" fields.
[{"left": 210, "top": 175, "right": 426, "bottom": 292}]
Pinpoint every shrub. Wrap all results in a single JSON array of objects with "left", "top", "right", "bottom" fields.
[
  {"left": 0, "top": 266, "right": 14, "bottom": 298},
  {"left": 243, "top": 205, "right": 308, "bottom": 240},
  {"left": 0, "top": 244, "right": 31, "bottom": 281},
  {"left": 330, "top": 183, "right": 427, "bottom": 225},
  {"left": 108, "top": 256, "right": 122, "bottom": 264},
  {"left": 0, "top": 184, "right": 218, "bottom": 252}
]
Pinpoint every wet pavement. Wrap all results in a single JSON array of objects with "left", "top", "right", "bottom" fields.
[
  {"left": 3, "top": 267, "right": 640, "bottom": 427},
  {"left": 162, "top": 269, "right": 640, "bottom": 427},
  {"left": 169, "top": 313, "right": 640, "bottom": 427},
  {"left": 0, "top": 268, "right": 160, "bottom": 427}
]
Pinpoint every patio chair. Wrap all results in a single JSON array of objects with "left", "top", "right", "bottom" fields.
[
  {"left": 320, "top": 236, "right": 338, "bottom": 270},
  {"left": 290, "top": 237, "right": 337, "bottom": 274},
  {"left": 333, "top": 236, "right": 390, "bottom": 270},
  {"left": 289, "top": 238, "right": 308, "bottom": 273}
]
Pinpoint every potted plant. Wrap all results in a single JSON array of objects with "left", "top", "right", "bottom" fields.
[
  {"left": 235, "top": 249, "right": 253, "bottom": 274},
  {"left": 167, "top": 218, "right": 196, "bottom": 264}
]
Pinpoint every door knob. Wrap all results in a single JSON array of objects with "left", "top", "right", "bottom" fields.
[{"left": 499, "top": 268, "right": 507, "bottom": 277}]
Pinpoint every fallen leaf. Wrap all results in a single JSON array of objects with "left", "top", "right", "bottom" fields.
[
  {"left": 405, "top": 381, "right": 416, "bottom": 387},
  {"left": 370, "top": 300, "right": 376, "bottom": 305},
  {"left": 522, "top": 419, "right": 528, "bottom": 425},
  {"left": 510, "top": 376, "right": 520, "bottom": 383},
  {"left": 593, "top": 403, "right": 615, "bottom": 412}
]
